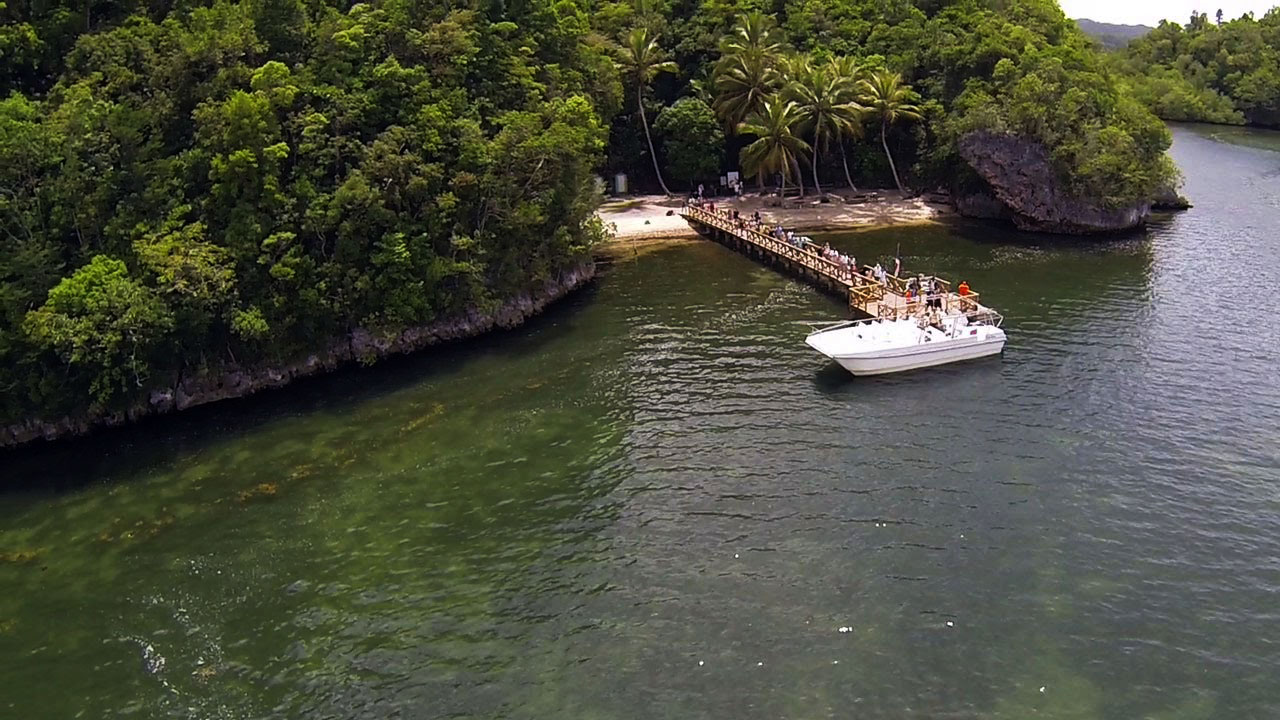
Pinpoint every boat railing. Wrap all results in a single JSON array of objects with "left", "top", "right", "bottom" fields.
[{"left": 801, "top": 318, "right": 865, "bottom": 335}]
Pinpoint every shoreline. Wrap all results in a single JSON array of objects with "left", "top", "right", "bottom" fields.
[
  {"left": 1, "top": 262, "right": 596, "bottom": 450},
  {"left": 6, "top": 191, "right": 952, "bottom": 450},
  {"left": 596, "top": 190, "right": 952, "bottom": 243}
]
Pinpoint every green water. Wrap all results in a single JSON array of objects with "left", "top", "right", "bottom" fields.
[{"left": 2, "top": 126, "right": 1278, "bottom": 719}]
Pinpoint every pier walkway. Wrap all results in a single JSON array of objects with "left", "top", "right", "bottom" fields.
[{"left": 679, "top": 203, "right": 997, "bottom": 321}]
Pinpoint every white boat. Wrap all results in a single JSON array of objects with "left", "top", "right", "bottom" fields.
[{"left": 805, "top": 313, "right": 1006, "bottom": 376}]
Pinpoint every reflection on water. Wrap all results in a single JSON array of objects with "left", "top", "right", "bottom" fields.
[{"left": 1, "top": 127, "right": 1279, "bottom": 719}]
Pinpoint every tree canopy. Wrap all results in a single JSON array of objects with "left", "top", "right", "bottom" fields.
[
  {"left": 1108, "top": 10, "right": 1280, "bottom": 127},
  {"left": 1, "top": 0, "right": 613, "bottom": 423},
  {"left": 599, "top": 0, "right": 1175, "bottom": 207}
]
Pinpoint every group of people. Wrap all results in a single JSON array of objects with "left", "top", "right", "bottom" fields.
[
  {"left": 904, "top": 275, "right": 945, "bottom": 309},
  {"left": 695, "top": 180, "right": 744, "bottom": 200},
  {"left": 816, "top": 243, "right": 856, "bottom": 277},
  {"left": 772, "top": 225, "right": 805, "bottom": 249}
]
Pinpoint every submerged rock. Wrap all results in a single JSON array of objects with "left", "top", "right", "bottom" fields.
[
  {"left": 0, "top": 549, "right": 43, "bottom": 565},
  {"left": 956, "top": 131, "right": 1160, "bottom": 234}
]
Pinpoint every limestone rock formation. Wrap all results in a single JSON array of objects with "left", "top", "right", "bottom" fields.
[{"left": 955, "top": 131, "right": 1153, "bottom": 234}]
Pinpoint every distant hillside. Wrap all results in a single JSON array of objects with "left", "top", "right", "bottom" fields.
[{"left": 1075, "top": 18, "right": 1153, "bottom": 49}]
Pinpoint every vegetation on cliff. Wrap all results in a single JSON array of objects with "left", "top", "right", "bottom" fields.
[
  {"left": 0, "top": 0, "right": 613, "bottom": 425},
  {"left": 1109, "top": 10, "right": 1280, "bottom": 127},
  {"left": 1, "top": 0, "right": 1179, "bottom": 430}
]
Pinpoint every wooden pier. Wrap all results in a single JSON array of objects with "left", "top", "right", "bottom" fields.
[{"left": 680, "top": 204, "right": 996, "bottom": 321}]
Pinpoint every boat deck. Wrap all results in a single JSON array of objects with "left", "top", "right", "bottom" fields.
[{"left": 679, "top": 203, "right": 998, "bottom": 321}]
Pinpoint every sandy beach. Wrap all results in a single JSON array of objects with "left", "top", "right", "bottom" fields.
[{"left": 596, "top": 190, "right": 951, "bottom": 243}]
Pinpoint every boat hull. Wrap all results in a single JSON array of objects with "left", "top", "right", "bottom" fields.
[
  {"left": 805, "top": 321, "right": 1007, "bottom": 376},
  {"left": 830, "top": 336, "right": 1005, "bottom": 375}
]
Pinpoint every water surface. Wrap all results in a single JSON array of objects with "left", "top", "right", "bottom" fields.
[{"left": 1, "top": 126, "right": 1278, "bottom": 719}]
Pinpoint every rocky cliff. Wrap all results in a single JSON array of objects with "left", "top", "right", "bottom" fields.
[
  {"left": 955, "top": 131, "right": 1152, "bottom": 234},
  {"left": 1, "top": 261, "right": 596, "bottom": 449}
]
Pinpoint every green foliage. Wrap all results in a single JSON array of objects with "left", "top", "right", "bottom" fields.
[
  {"left": 618, "top": 26, "right": 679, "bottom": 195},
  {"left": 1113, "top": 10, "right": 1280, "bottom": 127},
  {"left": 915, "top": 2, "right": 1176, "bottom": 206},
  {"left": 654, "top": 97, "right": 724, "bottom": 188},
  {"left": 701, "top": 1, "right": 1173, "bottom": 203},
  {"left": 711, "top": 12, "right": 783, "bottom": 129},
  {"left": 738, "top": 98, "right": 811, "bottom": 194},
  {"left": 858, "top": 69, "right": 922, "bottom": 192},
  {"left": 1119, "top": 67, "right": 1243, "bottom": 125},
  {"left": 784, "top": 56, "right": 865, "bottom": 194},
  {"left": 23, "top": 256, "right": 174, "bottom": 406},
  {"left": 712, "top": 49, "right": 780, "bottom": 130},
  {"left": 0, "top": 0, "right": 613, "bottom": 424}
]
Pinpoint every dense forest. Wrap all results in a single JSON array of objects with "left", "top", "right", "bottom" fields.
[
  {"left": 1109, "top": 9, "right": 1280, "bottom": 126},
  {"left": 1, "top": 0, "right": 1177, "bottom": 431},
  {"left": 603, "top": 0, "right": 1175, "bottom": 205},
  {"left": 1, "top": 0, "right": 616, "bottom": 426}
]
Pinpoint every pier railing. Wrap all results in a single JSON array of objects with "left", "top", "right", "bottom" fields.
[
  {"left": 679, "top": 203, "right": 993, "bottom": 322},
  {"left": 682, "top": 205, "right": 855, "bottom": 284}
]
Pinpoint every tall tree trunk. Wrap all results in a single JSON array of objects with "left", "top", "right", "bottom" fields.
[
  {"left": 840, "top": 138, "right": 858, "bottom": 192},
  {"left": 811, "top": 128, "right": 824, "bottom": 197},
  {"left": 881, "top": 119, "right": 904, "bottom": 194},
  {"left": 638, "top": 85, "right": 672, "bottom": 196},
  {"left": 790, "top": 153, "right": 804, "bottom": 198}
]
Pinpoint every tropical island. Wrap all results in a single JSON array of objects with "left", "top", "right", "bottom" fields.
[{"left": 0, "top": 0, "right": 1187, "bottom": 446}]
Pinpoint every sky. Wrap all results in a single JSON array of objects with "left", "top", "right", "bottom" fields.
[{"left": 1059, "top": 0, "right": 1276, "bottom": 26}]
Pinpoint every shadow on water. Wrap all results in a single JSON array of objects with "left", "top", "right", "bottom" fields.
[
  {"left": 0, "top": 278, "right": 603, "bottom": 494},
  {"left": 810, "top": 355, "right": 1006, "bottom": 395},
  {"left": 941, "top": 215, "right": 1156, "bottom": 246}
]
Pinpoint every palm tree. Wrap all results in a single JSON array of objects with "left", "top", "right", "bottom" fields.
[
  {"left": 857, "top": 70, "right": 923, "bottom": 194},
  {"left": 712, "top": 12, "right": 783, "bottom": 130},
  {"left": 712, "top": 51, "right": 778, "bottom": 130},
  {"left": 786, "top": 58, "right": 865, "bottom": 196},
  {"left": 738, "top": 98, "right": 811, "bottom": 198},
  {"left": 717, "top": 11, "right": 784, "bottom": 64},
  {"left": 619, "top": 27, "right": 678, "bottom": 196},
  {"left": 827, "top": 56, "right": 868, "bottom": 191}
]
